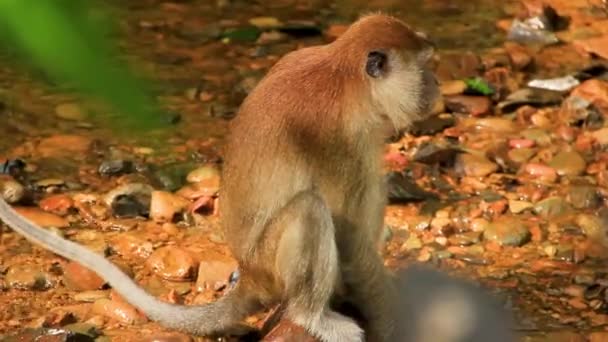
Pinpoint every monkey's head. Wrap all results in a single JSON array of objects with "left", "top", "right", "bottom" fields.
[{"left": 335, "top": 14, "right": 440, "bottom": 130}]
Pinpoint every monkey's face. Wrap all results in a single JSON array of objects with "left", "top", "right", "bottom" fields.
[{"left": 365, "top": 43, "right": 440, "bottom": 130}]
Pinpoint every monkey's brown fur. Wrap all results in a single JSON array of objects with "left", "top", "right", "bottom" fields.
[{"left": 0, "top": 13, "right": 438, "bottom": 342}]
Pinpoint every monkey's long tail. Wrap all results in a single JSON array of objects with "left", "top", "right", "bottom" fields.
[{"left": 0, "top": 198, "right": 254, "bottom": 336}]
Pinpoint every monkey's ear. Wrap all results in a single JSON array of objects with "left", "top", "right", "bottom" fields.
[{"left": 366, "top": 51, "right": 388, "bottom": 78}]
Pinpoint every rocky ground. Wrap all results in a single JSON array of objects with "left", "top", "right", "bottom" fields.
[{"left": 1, "top": 0, "right": 608, "bottom": 341}]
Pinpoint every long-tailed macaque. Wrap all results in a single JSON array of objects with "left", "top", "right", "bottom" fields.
[{"left": 0, "top": 13, "right": 439, "bottom": 342}]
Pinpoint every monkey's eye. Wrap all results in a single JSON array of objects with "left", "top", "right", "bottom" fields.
[{"left": 366, "top": 51, "right": 387, "bottom": 78}]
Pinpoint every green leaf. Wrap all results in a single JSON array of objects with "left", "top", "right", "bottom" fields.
[
  {"left": 0, "top": 0, "right": 167, "bottom": 135},
  {"left": 464, "top": 77, "right": 495, "bottom": 96},
  {"left": 221, "top": 27, "right": 261, "bottom": 42}
]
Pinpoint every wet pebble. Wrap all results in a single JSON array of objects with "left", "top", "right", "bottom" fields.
[
  {"left": 549, "top": 150, "right": 586, "bottom": 177},
  {"left": 509, "top": 139, "right": 535, "bottom": 149},
  {"left": 440, "top": 80, "right": 467, "bottom": 96},
  {"left": 62, "top": 261, "right": 105, "bottom": 291},
  {"left": 483, "top": 217, "right": 530, "bottom": 246},
  {"left": 6, "top": 265, "right": 52, "bottom": 290},
  {"left": 444, "top": 95, "right": 491, "bottom": 116},
  {"left": 111, "top": 233, "right": 154, "bottom": 260},
  {"left": 521, "top": 163, "right": 558, "bottom": 183},
  {"left": 455, "top": 153, "right": 498, "bottom": 177},
  {"left": 186, "top": 165, "right": 220, "bottom": 183},
  {"left": 195, "top": 256, "right": 238, "bottom": 291},
  {"left": 91, "top": 297, "right": 147, "bottom": 325},
  {"left": 508, "top": 200, "right": 534, "bottom": 214},
  {"left": 104, "top": 183, "right": 153, "bottom": 218},
  {"left": 37, "top": 135, "right": 93, "bottom": 158},
  {"left": 55, "top": 102, "right": 86, "bottom": 121},
  {"left": 73, "top": 290, "right": 109, "bottom": 302},
  {"left": 470, "top": 218, "right": 490, "bottom": 232},
  {"left": 146, "top": 246, "right": 198, "bottom": 281},
  {"left": 534, "top": 196, "right": 570, "bottom": 218},
  {"left": 591, "top": 127, "right": 608, "bottom": 145},
  {"left": 149, "top": 191, "right": 190, "bottom": 222},
  {"left": 39, "top": 194, "right": 74, "bottom": 215},
  {"left": 576, "top": 214, "right": 605, "bottom": 238},
  {"left": 567, "top": 185, "right": 599, "bottom": 209},
  {"left": 98, "top": 160, "right": 134, "bottom": 176},
  {"left": 472, "top": 117, "right": 516, "bottom": 133},
  {"left": 508, "top": 148, "right": 535, "bottom": 165},
  {"left": 448, "top": 232, "right": 481, "bottom": 246},
  {"left": 13, "top": 207, "right": 69, "bottom": 228},
  {"left": 570, "top": 79, "right": 608, "bottom": 115},
  {"left": 0, "top": 177, "right": 25, "bottom": 203}
]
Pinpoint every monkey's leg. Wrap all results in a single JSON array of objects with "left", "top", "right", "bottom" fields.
[
  {"left": 341, "top": 240, "right": 397, "bottom": 342},
  {"left": 272, "top": 191, "right": 364, "bottom": 342}
]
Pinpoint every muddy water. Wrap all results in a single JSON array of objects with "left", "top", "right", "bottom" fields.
[{"left": 0, "top": 0, "right": 607, "bottom": 341}]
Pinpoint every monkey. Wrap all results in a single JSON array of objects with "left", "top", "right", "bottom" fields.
[{"left": 0, "top": 13, "right": 439, "bottom": 342}]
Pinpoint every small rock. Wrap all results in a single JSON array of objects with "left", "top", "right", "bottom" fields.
[
  {"left": 256, "top": 31, "right": 288, "bottom": 44},
  {"left": 521, "top": 163, "right": 558, "bottom": 183},
  {"left": 111, "top": 194, "right": 149, "bottom": 218},
  {"left": 385, "top": 172, "right": 438, "bottom": 203},
  {"left": 6, "top": 265, "right": 52, "bottom": 290},
  {"left": 73, "top": 290, "right": 110, "bottom": 302},
  {"left": 149, "top": 191, "right": 190, "bottom": 222},
  {"left": 104, "top": 183, "right": 153, "bottom": 218},
  {"left": 504, "top": 42, "right": 532, "bottom": 69},
  {"left": 403, "top": 235, "right": 422, "bottom": 250},
  {"left": 448, "top": 232, "right": 481, "bottom": 246},
  {"left": 111, "top": 233, "right": 154, "bottom": 260},
  {"left": 63, "top": 323, "right": 100, "bottom": 338},
  {"left": 248, "top": 16, "right": 283, "bottom": 29},
  {"left": 195, "top": 256, "right": 238, "bottom": 291},
  {"left": 39, "top": 194, "right": 74, "bottom": 216},
  {"left": 567, "top": 185, "right": 599, "bottom": 209},
  {"left": 508, "top": 200, "right": 533, "bottom": 214},
  {"left": 570, "top": 79, "right": 608, "bottom": 116},
  {"left": 508, "top": 148, "right": 536, "bottom": 165},
  {"left": 534, "top": 196, "right": 570, "bottom": 218},
  {"left": 186, "top": 165, "right": 220, "bottom": 183},
  {"left": 63, "top": 261, "right": 105, "bottom": 291},
  {"left": 591, "top": 127, "right": 608, "bottom": 145},
  {"left": 98, "top": 160, "right": 134, "bottom": 176},
  {"left": 146, "top": 246, "right": 198, "bottom": 281},
  {"left": 440, "top": 80, "right": 467, "bottom": 96},
  {"left": 55, "top": 103, "right": 86, "bottom": 121},
  {"left": 444, "top": 95, "right": 491, "bottom": 116},
  {"left": 13, "top": 207, "right": 69, "bottom": 228},
  {"left": 455, "top": 153, "right": 498, "bottom": 177},
  {"left": 37, "top": 135, "right": 93, "bottom": 158},
  {"left": 471, "top": 117, "right": 517, "bottom": 133},
  {"left": 91, "top": 297, "right": 147, "bottom": 325},
  {"left": 0, "top": 178, "right": 25, "bottom": 203},
  {"left": 576, "top": 214, "right": 605, "bottom": 238},
  {"left": 497, "top": 88, "right": 562, "bottom": 113},
  {"left": 470, "top": 218, "right": 490, "bottom": 232},
  {"left": 483, "top": 217, "right": 530, "bottom": 246},
  {"left": 574, "top": 35, "right": 608, "bottom": 60},
  {"left": 176, "top": 178, "right": 220, "bottom": 199},
  {"left": 549, "top": 150, "right": 586, "bottom": 177},
  {"left": 509, "top": 139, "right": 535, "bottom": 149},
  {"left": 410, "top": 114, "right": 456, "bottom": 136}
]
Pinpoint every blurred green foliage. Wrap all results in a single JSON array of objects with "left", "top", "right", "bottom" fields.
[{"left": 0, "top": 0, "right": 167, "bottom": 133}]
